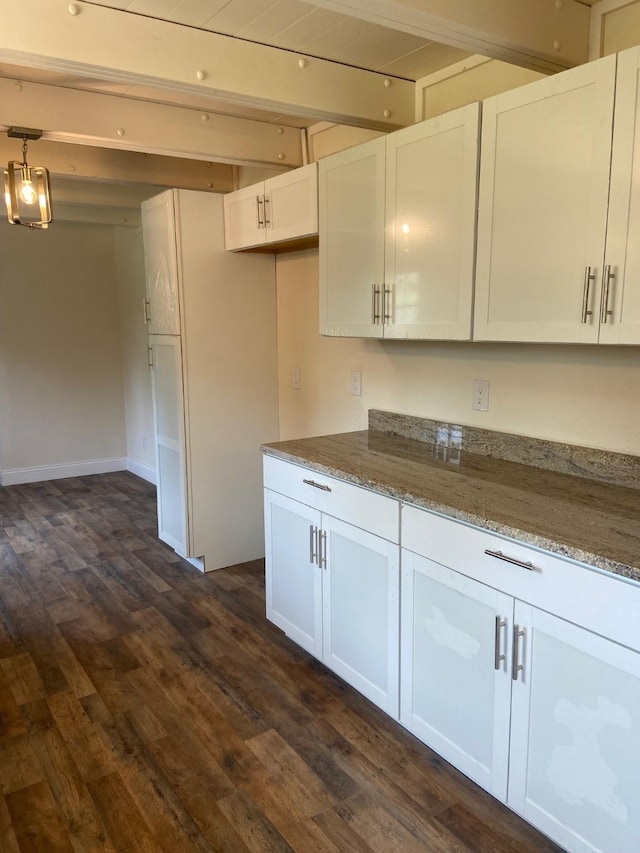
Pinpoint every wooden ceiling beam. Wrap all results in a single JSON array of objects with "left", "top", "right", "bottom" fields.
[
  {"left": 306, "top": 0, "right": 591, "bottom": 73},
  {"left": 0, "top": 0, "right": 414, "bottom": 131}
]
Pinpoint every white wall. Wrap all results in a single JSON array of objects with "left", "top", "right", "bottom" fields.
[
  {"left": 0, "top": 220, "right": 128, "bottom": 483},
  {"left": 113, "top": 226, "right": 155, "bottom": 481},
  {"left": 276, "top": 251, "right": 640, "bottom": 455}
]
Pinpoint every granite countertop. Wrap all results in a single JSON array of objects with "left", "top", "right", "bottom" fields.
[{"left": 262, "top": 425, "right": 640, "bottom": 584}]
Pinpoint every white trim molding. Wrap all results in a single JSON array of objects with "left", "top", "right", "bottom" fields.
[
  {"left": 127, "top": 457, "right": 156, "bottom": 485},
  {"left": 0, "top": 456, "right": 127, "bottom": 486}
]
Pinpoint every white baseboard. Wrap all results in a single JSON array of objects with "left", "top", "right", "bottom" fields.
[
  {"left": 0, "top": 457, "right": 128, "bottom": 486},
  {"left": 126, "top": 457, "right": 156, "bottom": 485}
]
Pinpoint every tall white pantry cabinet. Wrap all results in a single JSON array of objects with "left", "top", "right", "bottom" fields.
[{"left": 141, "top": 189, "right": 279, "bottom": 571}]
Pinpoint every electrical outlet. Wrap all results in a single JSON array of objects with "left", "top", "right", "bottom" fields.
[
  {"left": 291, "top": 367, "right": 301, "bottom": 390},
  {"left": 472, "top": 379, "right": 490, "bottom": 412},
  {"left": 351, "top": 371, "right": 362, "bottom": 396}
]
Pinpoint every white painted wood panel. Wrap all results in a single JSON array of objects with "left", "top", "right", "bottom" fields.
[
  {"left": 384, "top": 103, "right": 479, "bottom": 340},
  {"left": 149, "top": 334, "right": 189, "bottom": 555},
  {"left": 265, "top": 163, "right": 318, "bottom": 244},
  {"left": 141, "top": 192, "right": 181, "bottom": 334},
  {"left": 602, "top": 45, "right": 640, "bottom": 345},
  {"left": 474, "top": 55, "right": 616, "bottom": 343},
  {"left": 401, "top": 550, "right": 513, "bottom": 800},
  {"left": 509, "top": 604, "right": 640, "bottom": 853},
  {"left": 319, "top": 137, "right": 386, "bottom": 337},
  {"left": 323, "top": 515, "right": 400, "bottom": 717},
  {"left": 264, "top": 489, "right": 323, "bottom": 657}
]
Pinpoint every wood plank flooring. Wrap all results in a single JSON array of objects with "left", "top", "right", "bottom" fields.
[{"left": 0, "top": 471, "right": 563, "bottom": 853}]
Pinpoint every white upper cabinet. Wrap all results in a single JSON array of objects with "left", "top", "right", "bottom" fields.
[
  {"left": 224, "top": 163, "right": 318, "bottom": 251},
  {"left": 384, "top": 105, "right": 480, "bottom": 340},
  {"left": 602, "top": 47, "right": 640, "bottom": 345},
  {"left": 141, "top": 191, "right": 181, "bottom": 335},
  {"left": 474, "top": 55, "right": 617, "bottom": 343},
  {"left": 319, "top": 104, "right": 480, "bottom": 340},
  {"left": 319, "top": 137, "right": 386, "bottom": 338}
]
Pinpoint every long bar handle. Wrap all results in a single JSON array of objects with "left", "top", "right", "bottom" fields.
[
  {"left": 600, "top": 265, "right": 614, "bottom": 324},
  {"left": 319, "top": 529, "right": 327, "bottom": 569},
  {"left": 383, "top": 284, "right": 393, "bottom": 323},
  {"left": 256, "top": 195, "right": 264, "bottom": 228},
  {"left": 372, "top": 284, "right": 381, "bottom": 324},
  {"left": 494, "top": 616, "right": 507, "bottom": 671},
  {"left": 142, "top": 297, "right": 151, "bottom": 325},
  {"left": 303, "top": 478, "right": 331, "bottom": 492},
  {"left": 146, "top": 345, "right": 154, "bottom": 370},
  {"left": 581, "top": 266, "right": 595, "bottom": 323},
  {"left": 263, "top": 195, "right": 271, "bottom": 227},
  {"left": 484, "top": 549, "right": 535, "bottom": 572},
  {"left": 309, "top": 525, "right": 318, "bottom": 565},
  {"left": 512, "top": 625, "right": 525, "bottom": 681}
]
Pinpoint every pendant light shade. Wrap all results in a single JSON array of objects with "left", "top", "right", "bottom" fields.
[{"left": 3, "top": 127, "right": 53, "bottom": 230}]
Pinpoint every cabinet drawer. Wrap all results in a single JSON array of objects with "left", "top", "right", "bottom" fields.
[
  {"left": 263, "top": 455, "right": 399, "bottom": 543},
  {"left": 402, "top": 504, "right": 640, "bottom": 652}
]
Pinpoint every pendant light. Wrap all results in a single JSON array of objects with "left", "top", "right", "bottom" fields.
[{"left": 3, "top": 127, "right": 53, "bottom": 230}]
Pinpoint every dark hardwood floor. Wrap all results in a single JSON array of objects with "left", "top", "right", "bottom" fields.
[{"left": 0, "top": 471, "right": 563, "bottom": 852}]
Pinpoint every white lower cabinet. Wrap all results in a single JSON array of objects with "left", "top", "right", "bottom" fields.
[
  {"left": 401, "top": 505, "right": 640, "bottom": 853},
  {"left": 263, "top": 457, "right": 400, "bottom": 718},
  {"left": 263, "top": 459, "right": 640, "bottom": 853},
  {"left": 509, "top": 604, "right": 640, "bottom": 853},
  {"left": 400, "top": 551, "right": 513, "bottom": 801}
]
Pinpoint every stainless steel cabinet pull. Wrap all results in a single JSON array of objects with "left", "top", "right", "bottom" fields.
[
  {"left": 263, "top": 195, "right": 271, "bottom": 227},
  {"left": 600, "top": 265, "right": 615, "bottom": 324},
  {"left": 309, "top": 525, "right": 318, "bottom": 565},
  {"left": 484, "top": 549, "right": 535, "bottom": 571},
  {"left": 256, "top": 195, "right": 264, "bottom": 228},
  {"left": 302, "top": 478, "right": 331, "bottom": 492},
  {"left": 512, "top": 625, "right": 525, "bottom": 681},
  {"left": 142, "top": 297, "right": 151, "bottom": 325},
  {"left": 372, "top": 284, "right": 381, "bottom": 324},
  {"left": 581, "top": 266, "right": 595, "bottom": 323},
  {"left": 146, "top": 346, "right": 154, "bottom": 370},
  {"left": 494, "top": 616, "right": 507, "bottom": 671},
  {"left": 383, "top": 284, "right": 393, "bottom": 323},
  {"left": 319, "top": 529, "right": 327, "bottom": 569}
]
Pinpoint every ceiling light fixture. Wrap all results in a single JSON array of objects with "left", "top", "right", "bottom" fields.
[{"left": 3, "top": 127, "right": 53, "bottom": 230}]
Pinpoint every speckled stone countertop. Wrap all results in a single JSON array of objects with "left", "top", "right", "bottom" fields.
[{"left": 262, "top": 417, "right": 640, "bottom": 584}]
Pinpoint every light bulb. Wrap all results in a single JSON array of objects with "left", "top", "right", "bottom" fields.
[{"left": 19, "top": 180, "right": 37, "bottom": 205}]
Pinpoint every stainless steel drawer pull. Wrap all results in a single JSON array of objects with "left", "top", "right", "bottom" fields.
[
  {"left": 256, "top": 195, "right": 264, "bottom": 228},
  {"left": 512, "top": 625, "right": 525, "bottom": 681},
  {"left": 302, "top": 479, "right": 331, "bottom": 492},
  {"left": 372, "top": 284, "right": 381, "bottom": 324},
  {"left": 309, "top": 525, "right": 318, "bottom": 565},
  {"left": 494, "top": 616, "right": 507, "bottom": 671},
  {"left": 484, "top": 549, "right": 535, "bottom": 571},
  {"left": 319, "top": 530, "right": 327, "bottom": 569},
  {"left": 600, "top": 265, "right": 614, "bottom": 324},
  {"left": 581, "top": 266, "right": 595, "bottom": 323}
]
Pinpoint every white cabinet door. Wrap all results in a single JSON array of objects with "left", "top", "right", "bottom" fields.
[
  {"left": 223, "top": 184, "right": 265, "bottom": 251},
  {"left": 602, "top": 46, "right": 640, "bottom": 345},
  {"left": 384, "top": 103, "right": 479, "bottom": 340},
  {"left": 264, "top": 489, "right": 323, "bottom": 658},
  {"left": 319, "top": 137, "right": 386, "bottom": 337},
  {"left": 141, "top": 192, "right": 181, "bottom": 335},
  {"left": 149, "top": 335, "right": 189, "bottom": 556},
  {"left": 265, "top": 163, "right": 317, "bottom": 244},
  {"left": 400, "top": 550, "right": 513, "bottom": 800},
  {"left": 474, "top": 55, "right": 616, "bottom": 343},
  {"left": 508, "top": 603, "right": 640, "bottom": 853},
  {"left": 322, "top": 515, "right": 400, "bottom": 718}
]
